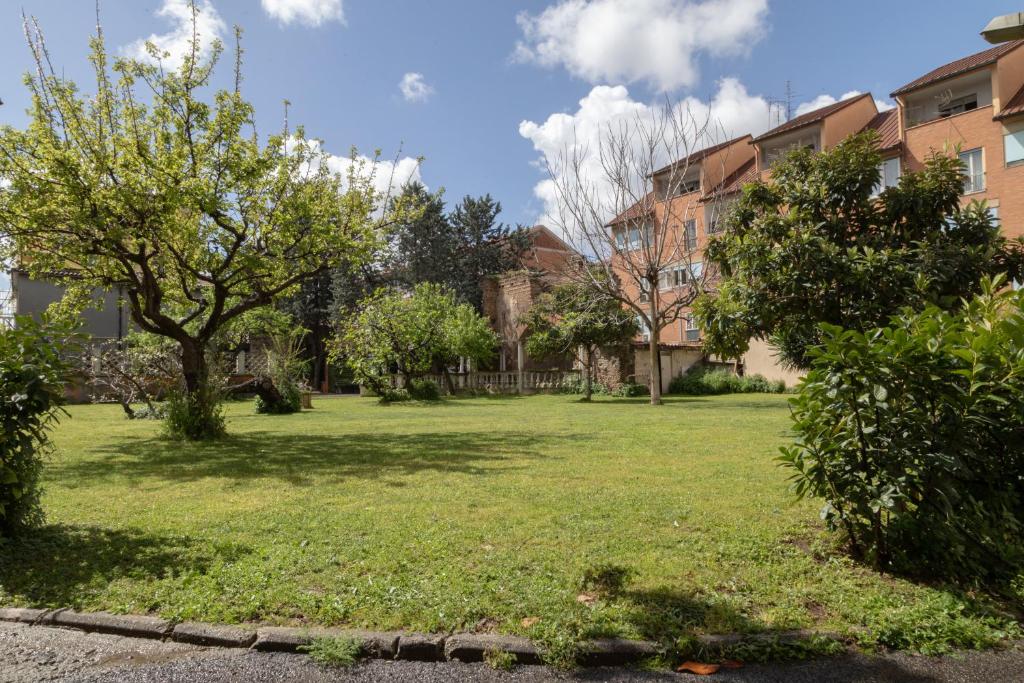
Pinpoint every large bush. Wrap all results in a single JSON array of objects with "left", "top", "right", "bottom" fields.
[
  {"left": 669, "top": 366, "right": 785, "bottom": 395},
  {"left": 0, "top": 317, "right": 72, "bottom": 536},
  {"left": 781, "top": 278, "right": 1024, "bottom": 583}
]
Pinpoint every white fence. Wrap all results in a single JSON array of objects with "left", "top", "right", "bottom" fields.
[{"left": 387, "top": 370, "right": 581, "bottom": 394}]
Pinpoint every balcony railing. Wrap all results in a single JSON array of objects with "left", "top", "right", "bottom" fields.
[
  {"left": 385, "top": 370, "right": 581, "bottom": 394},
  {"left": 0, "top": 290, "right": 13, "bottom": 329}
]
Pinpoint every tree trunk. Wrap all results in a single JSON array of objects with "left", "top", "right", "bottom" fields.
[
  {"left": 583, "top": 347, "right": 594, "bottom": 401},
  {"left": 648, "top": 295, "right": 662, "bottom": 405},
  {"left": 442, "top": 366, "right": 457, "bottom": 395},
  {"left": 177, "top": 339, "right": 223, "bottom": 439}
]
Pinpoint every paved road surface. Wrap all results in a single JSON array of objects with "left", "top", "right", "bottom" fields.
[{"left": 3, "top": 621, "right": 1023, "bottom": 683}]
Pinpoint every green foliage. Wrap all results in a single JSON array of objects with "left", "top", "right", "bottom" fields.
[
  {"left": 163, "top": 386, "right": 226, "bottom": 441},
  {"left": 335, "top": 283, "right": 496, "bottom": 398},
  {"left": 253, "top": 330, "right": 309, "bottom": 415},
  {"left": 406, "top": 378, "right": 441, "bottom": 401},
  {"left": 781, "top": 278, "right": 1024, "bottom": 583},
  {"left": 299, "top": 636, "right": 361, "bottom": 667},
  {"left": 483, "top": 648, "right": 517, "bottom": 671},
  {"left": 580, "top": 563, "right": 633, "bottom": 596},
  {"left": 697, "top": 131, "right": 1024, "bottom": 368},
  {"left": 669, "top": 366, "right": 785, "bottom": 396},
  {"left": 523, "top": 281, "right": 637, "bottom": 400},
  {"left": 391, "top": 185, "right": 527, "bottom": 312},
  {"left": 0, "top": 17, "right": 383, "bottom": 438},
  {"left": 0, "top": 317, "right": 73, "bottom": 536},
  {"left": 612, "top": 382, "right": 648, "bottom": 398}
]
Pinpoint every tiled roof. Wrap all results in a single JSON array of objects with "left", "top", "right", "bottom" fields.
[
  {"left": 891, "top": 40, "right": 1024, "bottom": 96},
  {"left": 703, "top": 158, "right": 758, "bottom": 200},
  {"left": 996, "top": 83, "right": 1024, "bottom": 120},
  {"left": 651, "top": 135, "right": 752, "bottom": 177},
  {"left": 861, "top": 108, "right": 901, "bottom": 151},
  {"left": 607, "top": 192, "right": 655, "bottom": 226},
  {"left": 751, "top": 93, "right": 873, "bottom": 143}
]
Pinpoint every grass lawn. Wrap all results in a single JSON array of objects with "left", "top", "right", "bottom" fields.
[{"left": 1, "top": 394, "right": 1019, "bottom": 661}]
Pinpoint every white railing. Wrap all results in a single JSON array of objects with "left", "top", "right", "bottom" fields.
[
  {"left": 387, "top": 369, "right": 581, "bottom": 393},
  {"left": 0, "top": 290, "right": 13, "bottom": 330}
]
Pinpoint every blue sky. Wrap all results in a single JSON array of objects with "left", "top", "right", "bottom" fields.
[{"left": 0, "top": 0, "right": 1016, "bottom": 286}]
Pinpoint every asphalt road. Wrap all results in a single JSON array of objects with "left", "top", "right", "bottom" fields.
[{"left": 3, "top": 621, "right": 1024, "bottom": 683}]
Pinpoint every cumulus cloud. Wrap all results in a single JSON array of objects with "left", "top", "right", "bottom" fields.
[
  {"left": 795, "top": 90, "right": 894, "bottom": 117},
  {"left": 289, "top": 138, "right": 422, "bottom": 203},
  {"left": 261, "top": 0, "right": 345, "bottom": 27},
  {"left": 519, "top": 78, "right": 773, "bottom": 229},
  {"left": 123, "top": 0, "right": 226, "bottom": 69},
  {"left": 514, "top": 0, "right": 769, "bottom": 92},
  {"left": 399, "top": 73, "right": 435, "bottom": 103}
]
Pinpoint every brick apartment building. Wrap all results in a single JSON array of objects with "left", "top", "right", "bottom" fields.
[{"left": 614, "top": 37, "right": 1024, "bottom": 392}]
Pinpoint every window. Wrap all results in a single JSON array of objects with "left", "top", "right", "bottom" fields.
[
  {"left": 637, "top": 315, "right": 650, "bottom": 342},
  {"left": 960, "top": 149, "right": 984, "bottom": 194},
  {"left": 1005, "top": 128, "right": 1024, "bottom": 166},
  {"left": 683, "top": 220, "right": 697, "bottom": 250},
  {"left": 764, "top": 132, "right": 820, "bottom": 167},
  {"left": 938, "top": 93, "right": 978, "bottom": 118},
  {"left": 638, "top": 281, "right": 650, "bottom": 303},
  {"left": 659, "top": 262, "right": 703, "bottom": 290},
  {"left": 988, "top": 205, "right": 1000, "bottom": 226},
  {"left": 684, "top": 314, "right": 700, "bottom": 342},
  {"left": 872, "top": 157, "right": 901, "bottom": 196}
]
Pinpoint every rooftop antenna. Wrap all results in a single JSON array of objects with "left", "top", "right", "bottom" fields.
[
  {"left": 784, "top": 80, "right": 796, "bottom": 122},
  {"left": 982, "top": 12, "right": 1024, "bottom": 44}
]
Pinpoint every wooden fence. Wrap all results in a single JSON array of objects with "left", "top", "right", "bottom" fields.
[{"left": 386, "top": 370, "right": 581, "bottom": 394}]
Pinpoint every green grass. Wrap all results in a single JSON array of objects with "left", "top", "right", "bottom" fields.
[{"left": 0, "top": 394, "right": 1019, "bottom": 659}]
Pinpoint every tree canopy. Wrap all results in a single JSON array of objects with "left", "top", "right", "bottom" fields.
[
  {"left": 522, "top": 280, "right": 637, "bottom": 400},
  {"left": 336, "top": 282, "right": 497, "bottom": 398},
  {"left": 0, "top": 14, "right": 391, "bottom": 437},
  {"left": 695, "top": 131, "right": 1024, "bottom": 369}
]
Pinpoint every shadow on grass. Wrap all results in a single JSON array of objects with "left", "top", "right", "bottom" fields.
[
  {"left": 620, "top": 585, "right": 764, "bottom": 643},
  {"left": 51, "top": 430, "right": 567, "bottom": 486},
  {"left": 0, "top": 524, "right": 243, "bottom": 608}
]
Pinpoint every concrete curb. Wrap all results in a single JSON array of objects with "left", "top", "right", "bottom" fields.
[{"left": 0, "top": 606, "right": 850, "bottom": 668}]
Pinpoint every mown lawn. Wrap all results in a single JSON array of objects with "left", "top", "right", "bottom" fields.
[{"left": 1, "top": 394, "right": 1018, "bottom": 660}]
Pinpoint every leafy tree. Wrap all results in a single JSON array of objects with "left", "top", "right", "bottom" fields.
[
  {"left": 393, "top": 183, "right": 456, "bottom": 288},
  {"left": 449, "top": 194, "right": 528, "bottom": 311},
  {"left": 696, "top": 131, "right": 1024, "bottom": 369},
  {"left": 782, "top": 277, "right": 1024, "bottom": 583},
  {"left": 0, "top": 12, "right": 386, "bottom": 438},
  {"left": 0, "top": 316, "right": 75, "bottom": 536},
  {"left": 522, "top": 281, "right": 637, "bottom": 401},
  {"left": 335, "top": 283, "right": 496, "bottom": 399}
]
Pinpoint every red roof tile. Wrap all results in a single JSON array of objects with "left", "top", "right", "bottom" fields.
[
  {"left": 607, "top": 192, "right": 655, "bottom": 227},
  {"left": 996, "top": 83, "right": 1024, "bottom": 120},
  {"left": 891, "top": 41, "right": 1024, "bottom": 96},
  {"left": 703, "top": 158, "right": 757, "bottom": 200},
  {"left": 651, "top": 135, "right": 752, "bottom": 177},
  {"left": 861, "top": 108, "right": 901, "bottom": 152},
  {"left": 751, "top": 93, "right": 873, "bottom": 143}
]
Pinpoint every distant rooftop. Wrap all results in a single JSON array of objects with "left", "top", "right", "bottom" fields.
[
  {"left": 750, "top": 93, "right": 873, "bottom": 144},
  {"left": 650, "top": 135, "right": 753, "bottom": 177},
  {"left": 996, "top": 82, "right": 1024, "bottom": 121},
  {"left": 862, "top": 108, "right": 901, "bottom": 151},
  {"left": 891, "top": 40, "right": 1024, "bottom": 96}
]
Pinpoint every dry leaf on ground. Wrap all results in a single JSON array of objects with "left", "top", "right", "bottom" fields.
[{"left": 677, "top": 661, "right": 721, "bottom": 675}]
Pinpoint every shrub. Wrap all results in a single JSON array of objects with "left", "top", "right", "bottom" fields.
[
  {"left": 559, "top": 375, "right": 609, "bottom": 396},
  {"left": 0, "top": 317, "right": 73, "bottom": 536},
  {"left": 612, "top": 382, "right": 648, "bottom": 398},
  {"left": 164, "top": 386, "right": 226, "bottom": 440},
  {"left": 781, "top": 278, "right": 1024, "bottom": 583},
  {"left": 668, "top": 366, "right": 785, "bottom": 395},
  {"left": 254, "top": 383, "right": 302, "bottom": 414},
  {"left": 407, "top": 378, "right": 441, "bottom": 401},
  {"left": 299, "top": 636, "right": 361, "bottom": 667}
]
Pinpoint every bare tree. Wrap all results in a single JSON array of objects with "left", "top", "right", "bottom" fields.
[{"left": 541, "top": 101, "right": 737, "bottom": 404}]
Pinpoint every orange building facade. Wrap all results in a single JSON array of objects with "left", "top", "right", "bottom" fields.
[{"left": 613, "top": 38, "right": 1024, "bottom": 391}]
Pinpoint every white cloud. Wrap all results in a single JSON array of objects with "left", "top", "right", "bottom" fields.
[
  {"left": 399, "top": 73, "right": 435, "bottom": 103},
  {"left": 261, "top": 0, "right": 345, "bottom": 27},
  {"left": 514, "top": 0, "right": 769, "bottom": 92},
  {"left": 290, "top": 138, "right": 422, "bottom": 203},
  {"left": 519, "top": 78, "right": 773, "bottom": 228},
  {"left": 123, "top": 0, "right": 226, "bottom": 69},
  {"left": 794, "top": 90, "right": 894, "bottom": 117}
]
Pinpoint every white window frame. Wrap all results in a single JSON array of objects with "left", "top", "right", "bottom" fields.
[
  {"left": 872, "top": 157, "right": 901, "bottom": 197},
  {"left": 637, "top": 315, "right": 650, "bottom": 342},
  {"left": 959, "top": 148, "right": 985, "bottom": 194},
  {"left": 684, "top": 313, "right": 700, "bottom": 342},
  {"left": 1005, "top": 127, "right": 1024, "bottom": 166}
]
